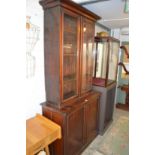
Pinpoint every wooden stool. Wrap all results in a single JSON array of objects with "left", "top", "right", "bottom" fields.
[{"left": 26, "top": 114, "right": 61, "bottom": 155}]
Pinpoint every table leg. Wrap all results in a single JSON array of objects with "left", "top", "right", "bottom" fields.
[{"left": 45, "top": 146, "right": 50, "bottom": 155}]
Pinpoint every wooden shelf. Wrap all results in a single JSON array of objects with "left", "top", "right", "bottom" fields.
[
  {"left": 64, "top": 29, "right": 77, "bottom": 34},
  {"left": 64, "top": 52, "right": 77, "bottom": 56},
  {"left": 64, "top": 74, "right": 76, "bottom": 80},
  {"left": 64, "top": 78, "right": 76, "bottom": 84}
]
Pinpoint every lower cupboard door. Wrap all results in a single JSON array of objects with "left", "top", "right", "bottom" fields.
[
  {"left": 85, "top": 99, "right": 98, "bottom": 143},
  {"left": 66, "top": 107, "right": 84, "bottom": 155}
]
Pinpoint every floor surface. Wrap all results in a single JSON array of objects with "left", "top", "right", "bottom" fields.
[{"left": 81, "top": 108, "right": 129, "bottom": 155}]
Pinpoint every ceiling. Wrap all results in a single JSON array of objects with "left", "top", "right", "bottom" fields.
[{"left": 72, "top": 0, "right": 129, "bottom": 29}]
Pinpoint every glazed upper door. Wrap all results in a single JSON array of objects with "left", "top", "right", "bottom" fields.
[
  {"left": 62, "top": 10, "right": 80, "bottom": 101},
  {"left": 81, "top": 18, "right": 95, "bottom": 94}
]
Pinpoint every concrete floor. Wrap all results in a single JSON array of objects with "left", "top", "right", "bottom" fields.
[{"left": 81, "top": 108, "right": 129, "bottom": 155}]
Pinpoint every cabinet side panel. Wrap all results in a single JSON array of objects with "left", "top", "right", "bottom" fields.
[
  {"left": 44, "top": 6, "right": 61, "bottom": 105},
  {"left": 92, "top": 86, "right": 107, "bottom": 135},
  {"left": 105, "top": 84, "right": 116, "bottom": 125}
]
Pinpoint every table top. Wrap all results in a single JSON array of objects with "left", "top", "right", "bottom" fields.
[{"left": 26, "top": 114, "right": 61, "bottom": 155}]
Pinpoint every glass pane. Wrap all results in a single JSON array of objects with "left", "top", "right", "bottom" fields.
[
  {"left": 95, "top": 42, "right": 108, "bottom": 79},
  {"left": 108, "top": 41, "right": 119, "bottom": 80},
  {"left": 63, "top": 13, "right": 78, "bottom": 100},
  {"left": 81, "top": 19, "right": 94, "bottom": 93}
]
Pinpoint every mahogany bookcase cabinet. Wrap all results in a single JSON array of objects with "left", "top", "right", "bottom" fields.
[{"left": 39, "top": 0, "right": 101, "bottom": 155}]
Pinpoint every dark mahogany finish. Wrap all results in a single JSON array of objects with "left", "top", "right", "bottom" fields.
[
  {"left": 40, "top": 0, "right": 101, "bottom": 108},
  {"left": 42, "top": 91, "right": 100, "bottom": 155},
  {"left": 85, "top": 98, "right": 99, "bottom": 143},
  {"left": 39, "top": 0, "right": 100, "bottom": 21},
  {"left": 39, "top": 0, "right": 101, "bottom": 155}
]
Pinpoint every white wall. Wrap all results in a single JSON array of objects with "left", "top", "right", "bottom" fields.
[
  {"left": 111, "top": 27, "right": 129, "bottom": 43},
  {"left": 26, "top": 0, "right": 45, "bottom": 119},
  {"left": 111, "top": 28, "right": 121, "bottom": 40},
  {"left": 120, "top": 27, "right": 129, "bottom": 42}
]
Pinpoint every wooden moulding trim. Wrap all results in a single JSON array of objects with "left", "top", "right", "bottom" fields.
[
  {"left": 79, "top": 16, "right": 84, "bottom": 96},
  {"left": 105, "top": 40, "right": 110, "bottom": 86},
  {"left": 94, "top": 41, "right": 98, "bottom": 78},
  {"left": 59, "top": 6, "right": 63, "bottom": 105},
  {"left": 41, "top": 101, "right": 67, "bottom": 115},
  {"left": 95, "top": 36, "right": 120, "bottom": 43},
  {"left": 39, "top": 0, "right": 101, "bottom": 21}
]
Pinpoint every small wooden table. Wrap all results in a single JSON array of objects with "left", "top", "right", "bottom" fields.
[{"left": 26, "top": 114, "right": 61, "bottom": 155}]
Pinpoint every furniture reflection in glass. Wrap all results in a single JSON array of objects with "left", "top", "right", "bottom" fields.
[
  {"left": 81, "top": 18, "right": 94, "bottom": 94},
  {"left": 63, "top": 13, "right": 79, "bottom": 100},
  {"left": 93, "top": 36, "right": 120, "bottom": 87}
]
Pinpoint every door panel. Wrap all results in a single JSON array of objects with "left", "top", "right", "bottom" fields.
[
  {"left": 85, "top": 98, "right": 98, "bottom": 143},
  {"left": 66, "top": 107, "right": 84, "bottom": 155},
  {"left": 62, "top": 10, "right": 80, "bottom": 101}
]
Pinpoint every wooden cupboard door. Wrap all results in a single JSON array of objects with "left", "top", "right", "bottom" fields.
[
  {"left": 66, "top": 107, "right": 84, "bottom": 155},
  {"left": 81, "top": 18, "right": 95, "bottom": 94},
  {"left": 62, "top": 9, "right": 80, "bottom": 101},
  {"left": 85, "top": 98, "right": 99, "bottom": 143}
]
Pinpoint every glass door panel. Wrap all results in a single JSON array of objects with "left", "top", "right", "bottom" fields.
[
  {"left": 81, "top": 19, "right": 94, "bottom": 93},
  {"left": 63, "top": 12, "right": 79, "bottom": 100},
  {"left": 95, "top": 42, "right": 108, "bottom": 79}
]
